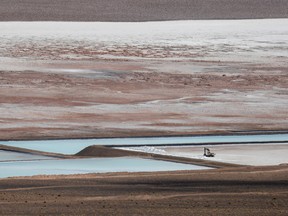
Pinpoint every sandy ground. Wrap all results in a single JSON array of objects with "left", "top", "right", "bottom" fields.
[{"left": 0, "top": 166, "right": 287, "bottom": 215}]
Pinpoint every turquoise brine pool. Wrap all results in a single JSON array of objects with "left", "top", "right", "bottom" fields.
[
  {"left": 0, "top": 150, "right": 54, "bottom": 162},
  {"left": 1, "top": 133, "right": 288, "bottom": 154},
  {"left": 0, "top": 157, "right": 211, "bottom": 178}
]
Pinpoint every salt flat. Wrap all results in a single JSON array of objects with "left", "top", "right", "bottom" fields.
[
  {"left": 0, "top": 18, "right": 288, "bottom": 215},
  {"left": 0, "top": 19, "right": 288, "bottom": 64},
  {"left": 121, "top": 143, "right": 288, "bottom": 166},
  {"left": 0, "top": 19, "right": 288, "bottom": 139}
]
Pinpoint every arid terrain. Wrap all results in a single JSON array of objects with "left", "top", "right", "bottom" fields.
[
  {"left": 0, "top": 166, "right": 288, "bottom": 216},
  {"left": 1, "top": 61, "right": 288, "bottom": 140},
  {"left": 0, "top": 2, "right": 288, "bottom": 215},
  {"left": 1, "top": 0, "right": 288, "bottom": 21},
  {"left": 1, "top": 20, "right": 288, "bottom": 140}
]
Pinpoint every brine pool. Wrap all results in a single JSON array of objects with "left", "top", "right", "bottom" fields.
[
  {"left": 0, "top": 150, "right": 53, "bottom": 162},
  {"left": 1, "top": 133, "right": 288, "bottom": 155},
  {"left": 0, "top": 156, "right": 211, "bottom": 178},
  {"left": 1, "top": 133, "right": 287, "bottom": 178}
]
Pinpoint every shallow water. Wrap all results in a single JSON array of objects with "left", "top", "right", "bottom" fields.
[
  {"left": 1, "top": 133, "right": 288, "bottom": 154},
  {"left": 0, "top": 150, "right": 53, "bottom": 162},
  {"left": 0, "top": 157, "right": 211, "bottom": 178}
]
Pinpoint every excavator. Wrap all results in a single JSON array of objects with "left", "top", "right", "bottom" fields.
[{"left": 203, "top": 147, "right": 215, "bottom": 157}]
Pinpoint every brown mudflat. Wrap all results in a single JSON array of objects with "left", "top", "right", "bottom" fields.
[
  {"left": 0, "top": 0, "right": 287, "bottom": 21},
  {"left": 0, "top": 165, "right": 287, "bottom": 215},
  {"left": 1, "top": 64, "right": 288, "bottom": 140}
]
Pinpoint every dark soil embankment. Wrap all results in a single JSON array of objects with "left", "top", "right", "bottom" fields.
[
  {"left": 76, "top": 145, "right": 242, "bottom": 168},
  {"left": 75, "top": 145, "right": 149, "bottom": 157},
  {"left": 0, "top": 144, "right": 69, "bottom": 159}
]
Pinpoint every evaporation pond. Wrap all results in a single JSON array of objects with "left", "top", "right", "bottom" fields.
[
  {"left": 1, "top": 133, "right": 288, "bottom": 154},
  {"left": 0, "top": 150, "right": 54, "bottom": 162},
  {"left": 0, "top": 157, "right": 211, "bottom": 178}
]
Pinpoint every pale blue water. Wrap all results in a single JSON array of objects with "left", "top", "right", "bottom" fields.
[
  {"left": 0, "top": 157, "right": 211, "bottom": 178},
  {"left": 1, "top": 134, "right": 288, "bottom": 154},
  {"left": 0, "top": 150, "right": 53, "bottom": 162}
]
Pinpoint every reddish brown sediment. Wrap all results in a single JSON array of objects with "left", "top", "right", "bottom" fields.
[{"left": 0, "top": 62, "right": 287, "bottom": 140}]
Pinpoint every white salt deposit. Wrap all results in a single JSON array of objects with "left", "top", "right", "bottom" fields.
[
  {"left": 0, "top": 19, "right": 287, "bottom": 66},
  {"left": 122, "top": 143, "right": 288, "bottom": 166}
]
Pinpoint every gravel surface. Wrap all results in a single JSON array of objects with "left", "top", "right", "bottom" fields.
[{"left": 0, "top": 166, "right": 287, "bottom": 215}]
